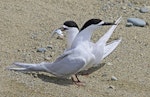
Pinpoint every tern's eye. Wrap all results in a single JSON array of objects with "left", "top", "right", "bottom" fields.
[{"left": 64, "top": 28, "right": 68, "bottom": 30}]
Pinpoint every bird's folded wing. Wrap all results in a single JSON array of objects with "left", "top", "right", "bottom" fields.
[
  {"left": 54, "top": 49, "right": 73, "bottom": 62},
  {"left": 45, "top": 56, "right": 86, "bottom": 77}
]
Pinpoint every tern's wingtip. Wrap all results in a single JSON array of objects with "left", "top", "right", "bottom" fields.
[{"left": 114, "top": 16, "right": 122, "bottom": 25}]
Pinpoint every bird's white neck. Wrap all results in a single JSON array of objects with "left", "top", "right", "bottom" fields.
[
  {"left": 72, "top": 26, "right": 97, "bottom": 48},
  {"left": 66, "top": 28, "right": 79, "bottom": 49}
]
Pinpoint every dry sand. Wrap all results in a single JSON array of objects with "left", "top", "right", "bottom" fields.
[{"left": 0, "top": 0, "right": 150, "bottom": 97}]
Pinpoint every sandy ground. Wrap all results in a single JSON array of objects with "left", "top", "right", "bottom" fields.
[{"left": 0, "top": 0, "right": 150, "bottom": 97}]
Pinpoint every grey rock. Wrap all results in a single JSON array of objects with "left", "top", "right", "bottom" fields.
[
  {"left": 127, "top": 18, "right": 146, "bottom": 27},
  {"left": 139, "top": 7, "right": 149, "bottom": 13},
  {"left": 37, "top": 48, "right": 47, "bottom": 53}
]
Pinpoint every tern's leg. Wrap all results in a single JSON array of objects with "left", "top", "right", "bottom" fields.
[
  {"left": 71, "top": 75, "right": 85, "bottom": 86},
  {"left": 103, "top": 38, "right": 122, "bottom": 59},
  {"left": 71, "top": 75, "right": 80, "bottom": 82},
  {"left": 75, "top": 74, "right": 81, "bottom": 82}
]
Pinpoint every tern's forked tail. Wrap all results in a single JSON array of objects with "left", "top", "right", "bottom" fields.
[{"left": 7, "top": 62, "right": 49, "bottom": 72}]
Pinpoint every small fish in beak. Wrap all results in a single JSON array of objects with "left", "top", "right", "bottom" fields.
[{"left": 50, "top": 28, "right": 64, "bottom": 39}]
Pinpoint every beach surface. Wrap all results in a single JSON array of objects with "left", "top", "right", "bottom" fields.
[{"left": 0, "top": 0, "right": 150, "bottom": 97}]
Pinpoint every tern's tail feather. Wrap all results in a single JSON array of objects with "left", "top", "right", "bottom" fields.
[
  {"left": 8, "top": 62, "right": 49, "bottom": 72},
  {"left": 103, "top": 37, "right": 122, "bottom": 59},
  {"left": 96, "top": 16, "right": 122, "bottom": 45}
]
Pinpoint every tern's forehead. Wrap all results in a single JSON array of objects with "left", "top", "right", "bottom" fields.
[{"left": 64, "top": 21, "right": 79, "bottom": 29}]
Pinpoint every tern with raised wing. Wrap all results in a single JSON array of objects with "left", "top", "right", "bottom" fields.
[
  {"left": 53, "top": 17, "right": 122, "bottom": 68},
  {"left": 8, "top": 17, "right": 121, "bottom": 84}
]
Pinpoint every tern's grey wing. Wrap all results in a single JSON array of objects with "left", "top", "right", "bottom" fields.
[
  {"left": 54, "top": 49, "right": 73, "bottom": 62},
  {"left": 103, "top": 38, "right": 122, "bottom": 59},
  {"left": 44, "top": 55, "right": 86, "bottom": 77}
]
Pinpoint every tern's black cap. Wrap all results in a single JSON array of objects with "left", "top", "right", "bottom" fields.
[
  {"left": 80, "top": 19, "right": 102, "bottom": 31},
  {"left": 64, "top": 21, "right": 79, "bottom": 29}
]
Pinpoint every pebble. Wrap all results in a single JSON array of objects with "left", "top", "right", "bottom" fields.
[
  {"left": 139, "top": 7, "right": 149, "bottom": 13},
  {"left": 121, "top": 6, "right": 126, "bottom": 10},
  {"left": 37, "top": 48, "right": 47, "bottom": 53},
  {"left": 44, "top": 57, "right": 51, "bottom": 61},
  {"left": 109, "top": 85, "right": 115, "bottom": 89},
  {"left": 30, "top": 33, "right": 38, "bottom": 39},
  {"left": 47, "top": 45, "right": 53, "bottom": 49},
  {"left": 101, "top": 73, "right": 107, "bottom": 77},
  {"left": 57, "top": 35, "right": 64, "bottom": 40},
  {"left": 111, "top": 76, "right": 118, "bottom": 81},
  {"left": 127, "top": 18, "right": 146, "bottom": 27},
  {"left": 126, "top": 22, "right": 133, "bottom": 27},
  {"left": 106, "top": 62, "right": 113, "bottom": 66},
  {"left": 128, "top": 3, "right": 133, "bottom": 7},
  {"left": 135, "top": 7, "right": 140, "bottom": 10}
]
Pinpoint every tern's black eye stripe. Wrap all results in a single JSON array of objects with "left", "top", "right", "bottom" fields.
[
  {"left": 64, "top": 21, "right": 79, "bottom": 29},
  {"left": 80, "top": 19, "right": 102, "bottom": 31}
]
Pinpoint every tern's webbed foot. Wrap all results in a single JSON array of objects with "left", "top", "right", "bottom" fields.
[{"left": 71, "top": 75, "right": 86, "bottom": 86}]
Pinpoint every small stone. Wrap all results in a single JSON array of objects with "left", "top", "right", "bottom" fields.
[
  {"left": 102, "top": 73, "right": 107, "bottom": 77},
  {"left": 106, "top": 62, "right": 113, "bottom": 66},
  {"left": 47, "top": 45, "right": 53, "bottom": 49},
  {"left": 17, "top": 49, "right": 21, "bottom": 52},
  {"left": 121, "top": 6, "right": 126, "bottom": 10},
  {"left": 126, "top": 22, "right": 133, "bottom": 27},
  {"left": 57, "top": 35, "right": 64, "bottom": 40},
  {"left": 139, "top": 7, "right": 149, "bottom": 13},
  {"left": 127, "top": 18, "right": 146, "bottom": 27},
  {"left": 37, "top": 48, "right": 47, "bottom": 53},
  {"left": 102, "top": 7, "right": 107, "bottom": 11},
  {"left": 44, "top": 57, "right": 51, "bottom": 61},
  {"left": 109, "top": 85, "right": 115, "bottom": 89},
  {"left": 146, "top": 22, "right": 149, "bottom": 25},
  {"left": 111, "top": 76, "right": 118, "bottom": 81},
  {"left": 31, "top": 35, "right": 37, "bottom": 39},
  {"left": 135, "top": 7, "right": 140, "bottom": 10},
  {"left": 128, "top": 3, "right": 133, "bottom": 7}
]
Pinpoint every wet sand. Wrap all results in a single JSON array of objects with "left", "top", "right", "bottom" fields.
[{"left": 0, "top": 0, "right": 150, "bottom": 97}]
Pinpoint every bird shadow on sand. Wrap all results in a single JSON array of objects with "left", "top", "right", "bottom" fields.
[
  {"left": 25, "top": 63, "right": 106, "bottom": 86},
  {"left": 37, "top": 74, "right": 73, "bottom": 86},
  {"left": 27, "top": 73, "right": 73, "bottom": 86},
  {"left": 78, "top": 63, "right": 105, "bottom": 75}
]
